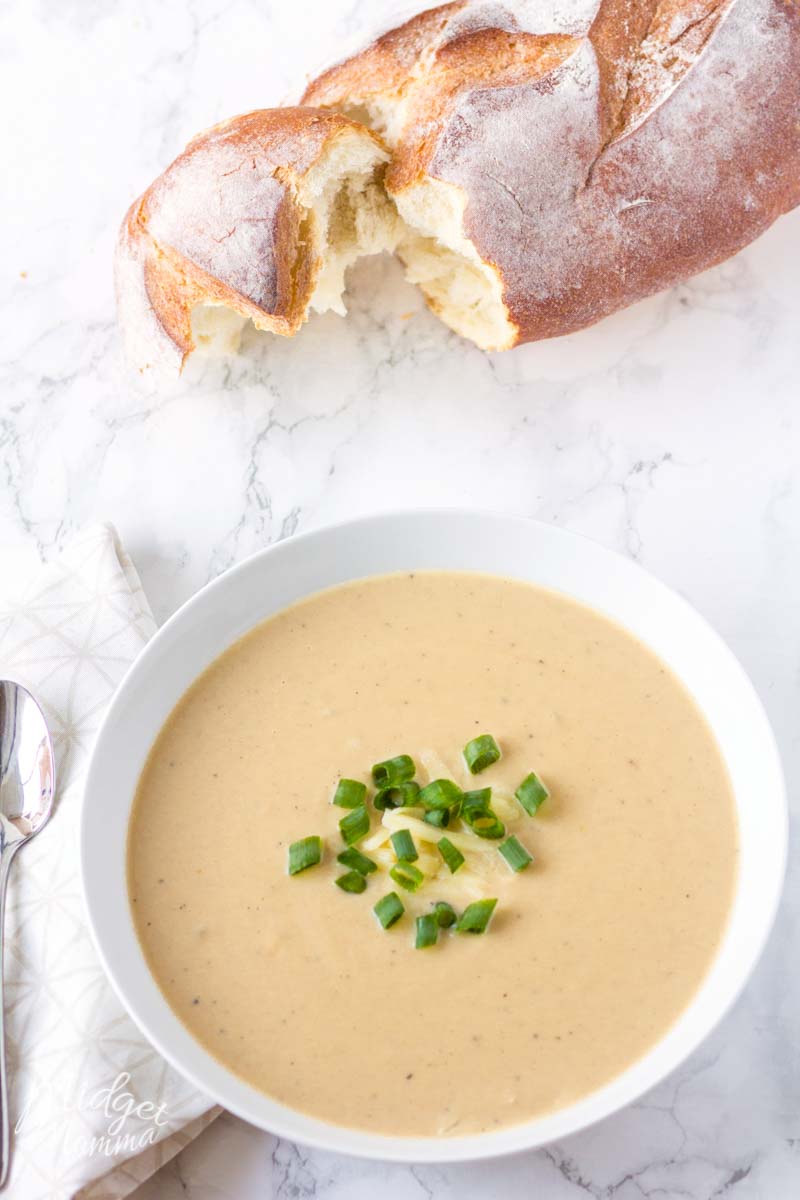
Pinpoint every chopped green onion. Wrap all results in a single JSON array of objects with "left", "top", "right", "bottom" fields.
[
  {"left": 374, "top": 780, "right": 420, "bottom": 811},
  {"left": 498, "top": 835, "right": 533, "bottom": 872},
  {"left": 471, "top": 814, "right": 505, "bottom": 839},
  {"left": 460, "top": 787, "right": 492, "bottom": 817},
  {"left": 423, "top": 808, "right": 449, "bottom": 829},
  {"left": 335, "top": 870, "right": 367, "bottom": 894},
  {"left": 390, "top": 829, "right": 418, "bottom": 862},
  {"left": 397, "top": 780, "right": 421, "bottom": 806},
  {"left": 437, "top": 837, "right": 465, "bottom": 874},
  {"left": 332, "top": 778, "right": 366, "bottom": 809},
  {"left": 418, "top": 778, "right": 462, "bottom": 812},
  {"left": 390, "top": 860, "right": 424, "bottom": 893},
  {"left": 339, "top": 803, "right": 370, "bottom": 846},
  {"left": 432, "top": 900, "right": 457, "bottom": 928},
  {"left": 461, "top": 789, "right": 505, "bottom": 839},
  {"left": 463, "top": 734, "right": 501, "bottom": 774},
  {"left": 374, "top": 891, "right": 404, "bottom": 929},
  {"left": 516, "top": 772, "right": 550, "bottom": 816},
  {"left": 415, "top": 913, "right": 438, "bottom": 949},
  {"left": 372, "top": 755, "right": 415, "bottom": 787},
  {"left": 337, "top": 847, "right": 377, "bottom": 875},
  {"left": 456, "top": 898, "right": 498, "bottom": 934},
  {"left": 287, "top": 836, "right": 322, "bottom": 876}
]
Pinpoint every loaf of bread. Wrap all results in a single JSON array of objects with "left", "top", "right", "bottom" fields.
[{"left": 117, "top": 0, "right": 800, "bottom": 371}]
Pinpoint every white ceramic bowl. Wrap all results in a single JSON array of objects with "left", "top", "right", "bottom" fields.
[{"left": 80, "top": 511, "right": 786, "bottom": 1162}]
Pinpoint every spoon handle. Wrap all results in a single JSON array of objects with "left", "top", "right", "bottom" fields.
[{"left": 0, "top": 844, "right": 20, "bottom": 1190}]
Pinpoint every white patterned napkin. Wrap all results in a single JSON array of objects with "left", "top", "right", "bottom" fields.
[{"left": 0, "top": 525, "right": 219, "bottom": 1200}]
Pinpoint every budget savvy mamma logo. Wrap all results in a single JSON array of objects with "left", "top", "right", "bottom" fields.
[{"left": 16, "top": 1073, "right": 170, "bottom": 1157}]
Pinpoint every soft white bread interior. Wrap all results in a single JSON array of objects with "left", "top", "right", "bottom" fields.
[
  {"left": 303, "top": 91, "right": 515, "bottom": 350},
  {"left": 327, "top": 87, "right": 515, "bottom": 350},
  {"left": 301, "top": 130, "right": 403, "bottom": 316},
  {"left": 392, "top": 180, "right": 513, "bottom": 351}
]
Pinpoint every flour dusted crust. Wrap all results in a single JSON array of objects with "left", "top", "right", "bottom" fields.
[
  {"left": 115, "top": 108, "right": 395, "bottom": 374},
  {"left": 303, "top": 0, "right": 800, "bottom": 347}
]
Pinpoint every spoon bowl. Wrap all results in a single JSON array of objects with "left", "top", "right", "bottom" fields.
[
  {"left": 0, "top": 681, "right": 55, "bottom": 843},
  {"left": 0, "top": 680, "right": 56, "bottom": 1186}
]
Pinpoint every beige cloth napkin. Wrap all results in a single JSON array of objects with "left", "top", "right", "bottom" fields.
[{"left": 0, "top": 525, "right": 220, "bottom": 1200}]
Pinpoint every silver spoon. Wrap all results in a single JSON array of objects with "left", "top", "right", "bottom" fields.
[{"left": 0, "top": 682, "right": 55, "bottom": 1189}]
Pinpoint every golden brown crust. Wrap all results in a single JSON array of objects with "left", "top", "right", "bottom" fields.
[
  {"left": 115, "top": 107, "right": 383, "bottom": 373},
  {"left": 303, "top": 0, "right": 800, "bottom": 345},
  {"left": 390, "top": 30, "right": 583, "bottom": 192},
  {"left": 304, "top": 3, "right": 466, "bottom": 112}
]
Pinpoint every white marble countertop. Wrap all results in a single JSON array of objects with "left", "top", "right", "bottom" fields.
[{"left": 2, "top": 0, "right": 799, "bottom": 1197}]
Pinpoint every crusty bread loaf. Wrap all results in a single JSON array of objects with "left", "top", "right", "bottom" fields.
[
  {"left": 304, "top": 0, "right": 800, "bottom": 349},
  {"left": 117, "top": 1, "right": 799, "bottom": 371},
  {"left": 116, "top": 108, "right": 400, "bottom": 374}
]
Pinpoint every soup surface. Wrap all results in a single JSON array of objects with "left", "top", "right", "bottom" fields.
[{"left": 128, "top": 572, "right": 737, "bottom": 1137}]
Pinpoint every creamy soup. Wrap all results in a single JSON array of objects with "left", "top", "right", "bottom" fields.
[{"left": 128, "top": 572, "right": 737, "bottom": 1137}]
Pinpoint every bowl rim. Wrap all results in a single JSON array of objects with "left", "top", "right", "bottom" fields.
[{"left": 80, "top": 508, "right": 788, "bottom": 1163}]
